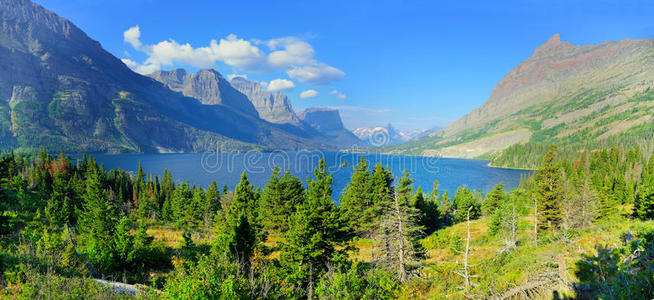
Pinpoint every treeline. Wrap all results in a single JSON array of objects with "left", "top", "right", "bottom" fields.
[
  {"left": 0, "top": 144, "right": 653, "bottom": 298},
  {"left": 491, "top": 122, "right": 654, "bottom": 169}
]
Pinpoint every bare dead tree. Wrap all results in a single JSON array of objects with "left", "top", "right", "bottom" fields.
[
  {"left": 373, "top": 193, "right": 423, "bottom": 283},
  {"left": 455, "top": 206, "right": 474, "bottom": 291}
]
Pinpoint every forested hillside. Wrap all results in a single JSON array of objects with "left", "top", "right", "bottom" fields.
[
  {"left": 0, "top": 144, "right": 653, "bottom": 298},
  {"left": 384, "top": 35, "right": 654, "bottom": 167}
]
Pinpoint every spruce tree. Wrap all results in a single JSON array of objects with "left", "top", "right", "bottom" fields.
[
  {"left": 339, "top": 157, "right": 373, "bottom": 232},
  {"left": 45, "top": 171, "right": 71, "bottom": 227},
  {"left": 374, "top": 170, "right": 423, "bottom": 283},
  {"left": 635, "top": 154, "right": 654, "bottom": 219},
  {"left": 280, "top": 159, "right": 348, "bottom": 299},
  {"left": 78, "top": 170, "right": 118, "bottom": 272},
  {"left": 483, "top": 182, "right": 506, "bottom": 216},
  {"left": 535, "top": 145, "right": 563, "bottom": 231},
  {"left": 204, "top": 180, "right": 221, "bottom": 227}
]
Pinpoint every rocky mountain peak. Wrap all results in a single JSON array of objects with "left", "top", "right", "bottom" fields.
[
  {"left": 148, "top": 69, "right": 259, "bottom": 117},
  {"left": 298, "top": 108, "right": 345, "bottom": 132},
  {"left": 229, "top": 77, "right": 300, "bottom": 125}
]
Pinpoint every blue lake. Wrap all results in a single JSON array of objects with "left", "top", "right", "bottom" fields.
[{"left": 89, "top": 152, "right": 532, "bottom": 200}]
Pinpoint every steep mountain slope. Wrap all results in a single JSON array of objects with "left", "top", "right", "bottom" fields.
[
  {"left": 388, "top": 34, "right": 654, "bottom": 161},
  {"left": 150, "top": 71, "right": 363, "bottom": 149},
  {"left": 0, "top": 0, "right": 330, "bottom": 153},
  {"left": 298, "top": 108, "right": 364, "bottom": 148},
  {"left": 229, "top": 77, "right": 300, "bottom": 125},
  {"left": 148, "top": 69, "right": 259, "bottom": 117}
]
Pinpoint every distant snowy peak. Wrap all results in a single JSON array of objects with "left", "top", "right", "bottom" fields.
[{"left": 353, "top": 124, "right": 440, "bottom": 146}]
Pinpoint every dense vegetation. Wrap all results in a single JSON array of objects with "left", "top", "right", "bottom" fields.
[{"left": 0, "top": 145, "right": 653, "bottom": 299}]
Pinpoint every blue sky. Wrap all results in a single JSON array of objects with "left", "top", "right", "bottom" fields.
[{"left": 35, "top": 0, "right": 654, "bottom": 130}]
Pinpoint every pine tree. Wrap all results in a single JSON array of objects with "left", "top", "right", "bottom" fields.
[
  {"left": 339, "top": 157, "right": 374, "bottom": 232},
  {"left": 45, "top": 171, "right": 71, "bottom": 227},
  {"left": 280, "top": 159, "right": 348, "bottom": 299},
  {"left": 483, "top": 183, "right": 506, "bottom": 216},
  {"left": 370, "top": 162, "right": 394, "bottom": 220},
  {"left": 414, "top": 185, "right": 440, "bottom": 234},
  {"left": 535, "top": 145, "right": 563, "bottom": 231},
  {"left": 452, "top": 186, "right": 480, "bottom": 223},
  {"left": 374, "top": 170, "right": 423, "bottom": 283},
  {"left": 78, "top": 170, "right": 118, "bottom": 272},
  {"left": 635, "top": 154, "right": 654, "bottom": 219},
  {"left": 213, "top": 172, "right": 263, "bottom": 268},
  {"left": 260, "top": 167, "right": 304, "bottom": 232},
  {"left": 204, "top": 180, "right": 221, "bottom": 227}
]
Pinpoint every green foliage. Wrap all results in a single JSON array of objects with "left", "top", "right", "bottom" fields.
[
  {"left": 315, "top": 263, "right": 399, "bottom": 299},
  {"left": 280, "top": 159, "right": 349, "bottom": 298},
  {"left": 451, "top": 186, "right": 481, "bottom": 223},
  {"left": 259, "top": 166, "right": 304, "bottom": 232},
  {"left": 535, "top": 145, "right": 563, "bottom": 231},
  {"left": 635, "top": 154, "right": 654, "bottom": 219},
  {"left": 340, "top": 157, "right": 374, "bottom": 232},
  {"left": 575, "top": 221, "right": 654, "bottom": 298}
]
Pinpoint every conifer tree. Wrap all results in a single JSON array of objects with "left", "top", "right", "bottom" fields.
[
  {"left": 340, "top": 157, "right": 374, "bottom": 232},
  {"left": 280, "top": 159, "right": 348, "bottom": 299},
  {"left": 483, "top": 182, "right": 505, "bottom": 216},
  {"left": 414, "top": 185, "right": 440, "bottom": 234},
  {"left": 204, "top": 180, "right": 221, "bottom": 227},
  {"left": 78, "top": 170, "right": 118, "bottom": 272},
  {"left": 45, "top": 171, "right": 71, "bottom": 226},
  {"left": 374, "top": 170, "right": 423, "bottom": 283},
  {"left": 535, "top": 145, "right": 563, "bottom": 231},
  {"left": 260, "top": 167, "right": 304, "bottom": 232},
  {"left": 635, "top": 154, "right": 654, "bottom": 219},
  {"left": 452, "top": 186, "right": 480, "bottom": 223}
]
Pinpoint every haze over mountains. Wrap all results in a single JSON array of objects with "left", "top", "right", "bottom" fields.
[
  {"left": 0, "top": 0, "right": 365, "bottom": 153},
  {"left": 387, "top": 34, "right": 654, "bottom": 161},
  {"left": 353, "top": 124, "right": 440, "bottom": 145}
]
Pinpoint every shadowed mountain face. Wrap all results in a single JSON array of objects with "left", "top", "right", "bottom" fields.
[
  {"left": 0, "top": 0, "right": 334, "bottom": 153},
  {"left": 148, "top": 69, "right": 259, "bottom": 117},
  {"left": 298, "top": 108, "right": 364, "bottom": 148},
  {"left": 229, "top": 77, "right": 300, "bottom": 125},
  {"left": 388, "top": 34, "right": 654, "bottom": 159}
]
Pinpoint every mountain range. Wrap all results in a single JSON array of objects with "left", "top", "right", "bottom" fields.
[
  {"left": 385, "top": 34, "right": 654, "bottom": 166},
  {"left": 0, "top": 0, "right": 363, "bottom": 153},
  {"left": 353, "top": 124, "right": 440, "bottom": 145}
]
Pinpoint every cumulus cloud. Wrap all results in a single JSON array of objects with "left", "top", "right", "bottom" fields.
[
  {"left": 266, "top": 79, "right": 295, "bottom": 92},
  {"left": 121, "top": 26, "right": 345, "bottom": 84},
  {"left": 300, "top": 89, "right": 318, "bottom": 99},
  {"left": 121, "top": 58, "right": 159, "bottom": 75},
  {"left": 287, "top": 63, "right": 345, "bottom": 84},
  {"left": 123, "top": 25, "right": 142, "bottom": 49},
  {"left": 226, "top": 74, "right": 248, "bottom": 81},
  {"left": 330, "top": 90, "right": 347, "bottom": 100}
]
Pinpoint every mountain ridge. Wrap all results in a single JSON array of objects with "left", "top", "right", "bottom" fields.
[{"left": 384, "top": 34, "right": 654, "bottom": 163}]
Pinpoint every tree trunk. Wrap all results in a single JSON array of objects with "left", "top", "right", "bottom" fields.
[
  {"left": 463, "top": 206, "right": 472, "bottom": 291},
  {"left": 395, "top": 195, "right": 407, "bottom": 283}
]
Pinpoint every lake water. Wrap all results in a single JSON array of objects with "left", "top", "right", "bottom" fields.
[{"left": 89, "top": 152, "right": 532, "bottom": 200}]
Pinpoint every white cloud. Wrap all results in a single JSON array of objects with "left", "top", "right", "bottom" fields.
[
  {"left": 330, "top": 89, "right": 347, "bottom": 100},
  {"left": 121, "top": 58, "right": 159, "bottom": 75},
  {"left": 267, "top": 79, "right": 295, "bottom": 91},
  {"left": 300, "top": 89, "right": 318, "bottom": 99},
  {"left": 121, "top": 26, "right": 345, "bottom": 84},
  {"left": 227, "top": 74, "right": 247, "bottom": 81},
  {"left": 287, "top": 63, "right": 345, "bottom": 85},
  {"left": 123, "top": 25, "right": 142, "bottom": 49}
]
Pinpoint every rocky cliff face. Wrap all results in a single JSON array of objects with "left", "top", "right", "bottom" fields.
[
  {"left": 298, "top": 108, "right": 363, "bottom": 148},
  {"left": 0, "top": 0, "right": 329, "bottom": 152},
  {"left": 229, "top": 77, "right": 301, "bottom": 125},
  {"left": 388, "top": 34, "right": 654, "bottom": 158},
  {"left": 149, "top": 69, "right": 259, "bottom": 117}
]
